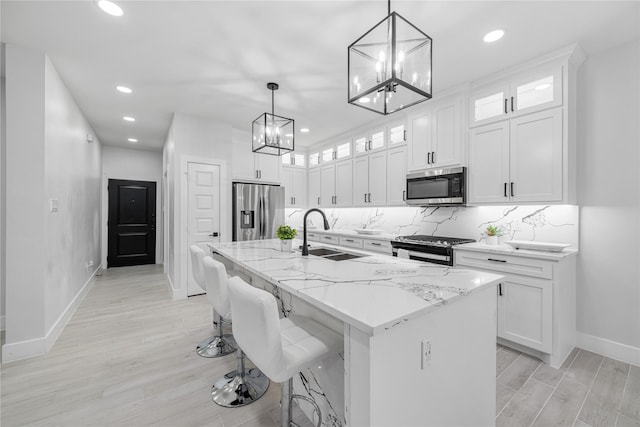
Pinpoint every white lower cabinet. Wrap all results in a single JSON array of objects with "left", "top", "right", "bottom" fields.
[
  {"left": 455, "top": 249, "right": 576, "bottom": 368},
  {"left": 498, "top": 275, "right": 552, "bottom": 353}
]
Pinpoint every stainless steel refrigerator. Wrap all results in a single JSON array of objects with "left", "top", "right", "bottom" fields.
[{"left": 232, "top": 183, "right": 285, "bottom": 241}]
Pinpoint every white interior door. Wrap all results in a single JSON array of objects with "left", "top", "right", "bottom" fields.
[{"left": 187, "top": 162, "right": 220, "bottom": 296}]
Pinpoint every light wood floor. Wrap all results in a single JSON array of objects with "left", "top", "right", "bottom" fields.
[{"left": 1, "top": 264, "right": 638, "bottom": 427}]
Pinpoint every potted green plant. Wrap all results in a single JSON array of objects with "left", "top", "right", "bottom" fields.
[
  {"left": 276, "top": 225, "right": 297, "bottom": 252},
  {"left": 485, "top": 224, "right": 501, "bottom": 245}
]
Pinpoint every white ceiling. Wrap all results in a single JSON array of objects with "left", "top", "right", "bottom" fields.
[{"left": 2, "top": 1, "right": 639, "bottom": 152}]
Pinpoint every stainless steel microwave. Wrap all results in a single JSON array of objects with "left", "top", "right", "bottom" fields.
[{"left": 405, "top": 167, "right": 466, "bottom": 206}]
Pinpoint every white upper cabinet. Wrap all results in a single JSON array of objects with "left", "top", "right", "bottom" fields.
[
  {"left": 386, "top": 145, "right": 407, "bottom": 206},
  {"left": 353, "top": 151, "right": 387, "bottom": 206},
  {"left": 468, "top": 108, "right": 563, "bottom": 204},
  {"left": 470, "top": 64, "right": 562, "bottom": 127},
  {"left": 320, "top": 164, "right": 336, "bottom": 207},
  {"left": 335, "top": 159, "right": 353, "bottom": 207},
  {"left": 308, "top": 167, "right": 321, "bottom": 207},
  {"left": 232, "top": 135, "right": 281, "bottom": 183},
  {"left": 282, "top": 166, "right": 307, "bottom": 208},
  {"left": 468, "top": 121, "right": 511, "bottom": 204},
  {"left": 407, "top": 93, "right": 463, "bottom": 171}
]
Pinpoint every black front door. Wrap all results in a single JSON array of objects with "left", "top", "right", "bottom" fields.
[{"left": 108, "top": 179, "right": 156, "bottom": 268}]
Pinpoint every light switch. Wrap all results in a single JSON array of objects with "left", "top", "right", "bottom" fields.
[{"left": 50, "top": 199, "right": 59, "bottom": 213}]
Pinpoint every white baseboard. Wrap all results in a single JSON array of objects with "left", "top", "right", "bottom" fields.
[
  {"left": 1, "top": 315, "right": 5, "bottom": 331},
  {"left": 167, "top": 274, "right": 187, "bottom": 300},
  {"left": 2, "top": 265, "right": 100, "bottom": 363},
  {"left": 577, "top": 332, "right": 640, "bottom": 367}
]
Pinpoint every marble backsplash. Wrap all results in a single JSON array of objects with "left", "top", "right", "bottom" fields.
[{"left": 285, "top": 205, "right": 579, "bottom": 247}]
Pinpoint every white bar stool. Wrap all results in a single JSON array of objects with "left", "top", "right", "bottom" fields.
[
  {"left": 205, "top": 256, "right": 270, "bottom": 407},
  {"left": 190, "top": 245, "right": 232, "bottom": 358},
  {"left": 227, "top": 276, "right": 342, "bottom": 427}
]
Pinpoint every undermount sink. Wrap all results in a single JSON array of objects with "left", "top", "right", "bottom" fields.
[
  {"left": 306, "top": 247, "right": 366, "bottom": 261},
  {"left": 308, "top": 247, "right": 342, "bottom": 257}
]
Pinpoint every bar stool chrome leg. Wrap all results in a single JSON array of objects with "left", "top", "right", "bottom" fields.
[
  {"left": 282, "top": 378, "right": 322, "bottom": 427},
  {"left": 210, "top": 348, "right": 269, "bottom": 407},
  {"left": 196, "top": 314, "right": 236, "bottom": 358}
]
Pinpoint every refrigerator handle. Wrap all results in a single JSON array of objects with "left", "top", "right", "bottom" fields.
[{"left": 259, "top": 197, "right": 265, "bottom": 238}]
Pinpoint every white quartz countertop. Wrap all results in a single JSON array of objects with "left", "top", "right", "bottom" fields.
[
  {"left": 455, "top": 242, "right": 578, "bottom": 261},
  {"left": 299, "top": 228, "right": 398, "bottom": 240},
  {"left": 208, "top": 239, "right": 503, "bottom": 336}
]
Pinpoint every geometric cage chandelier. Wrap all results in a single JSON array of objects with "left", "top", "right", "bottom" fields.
[
  {"left": 348, "top": 0, "right": 432, "bottom": 115},
  {"left": 252, "top": 82, "right": 295, "bottom": 156}
]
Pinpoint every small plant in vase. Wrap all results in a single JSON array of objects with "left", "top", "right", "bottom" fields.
[
  {"left": 276, "top": 225, "right": 297, "bottom": 252},
  {"left": 485, "top": 224, "right": 502, "bottom": 245}
]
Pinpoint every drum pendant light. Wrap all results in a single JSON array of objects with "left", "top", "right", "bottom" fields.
[
  {"left": 252, "top": 83, "right": 295, "bottom": 156},
  {"left": 348, "top": 0, "right": 432, "bottom": 115}
]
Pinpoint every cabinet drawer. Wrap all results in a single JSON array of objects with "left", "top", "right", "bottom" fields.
[
  {"left": 363, "top": 239, "right": 392, "bottom": 254},
  {"left": 307, "top": 232, "right": 320, "bottom": 242},
  {"left": 455, "top": 250, "right": 552, "bottom": 279},
  {"left": 318, "top": 234, "right": 340, "bottom": 245},
  {"left": 339, "top": 236, "right": 364, "bottom": 249}
]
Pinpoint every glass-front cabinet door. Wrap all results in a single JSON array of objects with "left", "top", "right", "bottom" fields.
[
  {"left": 470, "top": 65, "right": 563, "bottom": 127},
  {"left": 388, "top": 123, "right": 406, "bottom": 146},
  {"left": 470, "top": 83, "right": 510, "bottom": 127},
  {"left": 511, "top": 66, "right": 562, "bottom": 117},
  {"left": 336, "top": 141, "right": 351, "bottom": 160}
]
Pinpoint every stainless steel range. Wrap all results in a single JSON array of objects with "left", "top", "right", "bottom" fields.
[{"left": 391, "top": 235, "right": 475, "bottom": 266}]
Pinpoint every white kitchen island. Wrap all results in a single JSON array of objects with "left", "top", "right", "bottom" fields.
[{"left": 209, "top": 239, "right": 504, "bottom": 427}]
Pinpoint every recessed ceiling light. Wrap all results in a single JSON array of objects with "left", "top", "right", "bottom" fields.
[
  {"left": 128, "top": 138, "right": 138, "bottom": 143},
  {"left": 359, "top": 97, "right": 371, "bottom": 104},
  {"left": 116, "top": 86, "right": 132, "bottom": 94},
  {"left": 123, "top": 116, "right": 135, "bottom": 122},
  {"left": 300, "top": 128, "right": 310, "bottom": 133},
  {"left": 483, "top": 29, "right": 504, "bottom": 43},
  {"left": 97, "top": 0, "right": 123, "bottom": 17}
]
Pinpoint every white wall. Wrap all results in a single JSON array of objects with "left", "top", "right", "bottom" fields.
[
  {"left": 101, "top": 146, "right": 163, "bottom": 267},
  {"left": 162, "top": 113, "right": 232, "bottom": 297},
  {"left": 3, "top": 44, "right": 102, "bottom": 361},
  {"left": 577, "top": 39, "right": 640, "bottom": 364}
]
